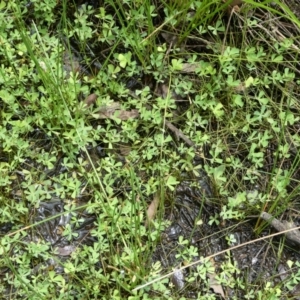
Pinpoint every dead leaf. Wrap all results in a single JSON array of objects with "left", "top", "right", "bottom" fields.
[
  {"left": 83, "top": 93, "right": 98, "bottom": 107},
  {"left": 161, "top": 32, "right": 178, "bottom": 44},
  {"left": 181, "top": 63, "right": 198, "bottom": 73},
  {"left": 62, "top": 51, "right": 81, "bottom": 78},
  {"left": 208, "top": 258, "right": 225, "bottom": 298},
  {"left": 54, "top": 245, "right": 77, "bottom": 256},
  {"left": 98, "top": 101, "right": 121, "bottom": 115},
  {"left": 145, "top": 194, "right": 159, "bottom": 227},
  {"left": 223, "top": 0, "right": 243, "bottom": 14},
  {"left": 94, "top": 101, "right": 140, "bottom": 120},
  {"left": 119, "top": 143, "right": 131, "bottom": 156},
  {"left": 233, "top": 82, "right": 246, "bottom": 93},
  {"left": 115, "top": 109, "right": 139, "bottom": 120},
  {"left": 156, "top": 82, "right": 183, "bottom": 101},
  {"left": 158, "top": 83, "right": 170, "bottom": 99},
  {"left": 208, "top": 273, "right": 225, "bottom": 298}
]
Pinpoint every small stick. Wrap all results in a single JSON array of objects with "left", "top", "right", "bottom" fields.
[
  {"left": 260, "top": 212, "right": 300, "bottom": 246},
  {"left": 165, "top": 121, "right": 195, "bottom": 148}
]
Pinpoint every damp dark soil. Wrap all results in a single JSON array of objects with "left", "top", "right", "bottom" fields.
[
  {"left": 1, "top": 1, "right": 300, "bottom": 299},
  {"left": 2, "top": 135, "right": 300, "bottom": 298}
]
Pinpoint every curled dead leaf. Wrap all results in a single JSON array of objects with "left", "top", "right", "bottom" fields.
[
  {"left": 145, "top": 194, "right": 159, "bottom": 227},
  {"left": 223, "top": 0, "right": 243, "bottom": 13},
  {"left": 208, "top": 258, "right": 225, "bottom": 298},
  {"left": 83, "top": 93, "right": 98, "bottom": 107}
]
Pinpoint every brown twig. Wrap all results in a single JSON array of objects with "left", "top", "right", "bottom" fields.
[
  {"left": 165, "top": 121, "right": 195, "bottom": 148},
  {"left": 260, "top": 212, "right": 300, "bottom": 246}
]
